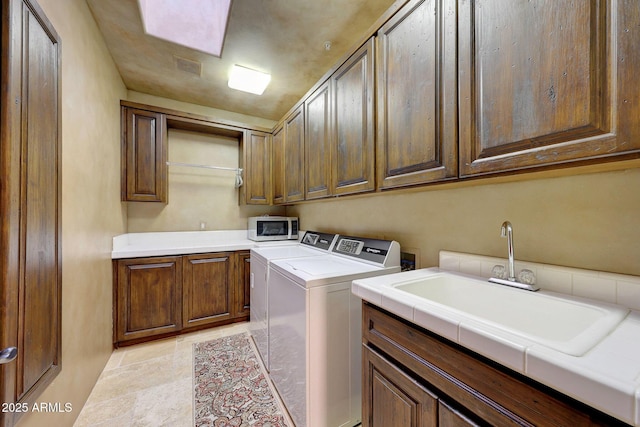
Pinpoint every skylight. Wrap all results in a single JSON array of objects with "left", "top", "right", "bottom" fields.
[{"left": 137, "top": 0, "right": 231, "bottom": 57}]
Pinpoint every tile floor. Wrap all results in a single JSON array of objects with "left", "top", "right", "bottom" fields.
[{"left": 73, "top": 322, "right": 293, "bottom": 426}]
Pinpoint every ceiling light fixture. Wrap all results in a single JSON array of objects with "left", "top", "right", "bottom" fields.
[{"left": 228, "top": 65, "right": 271, "bottom": 95}]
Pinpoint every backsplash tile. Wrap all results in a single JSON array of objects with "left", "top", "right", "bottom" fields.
[
  {"left": 459, "top": 259, "right": 482, "bottom": 276},
  {"left": 439, "top": 252, "right": 460, "bottom": 271},
  {"left": 617, "top": 280, "right": 640, "bottom": 312},
  {"left": 536, "top": 268, "right": 572, "bottom": 294},
  {"left": 573, "top": 274, "right": 616, "bottom": 304},
  {"left": 439, "top": 251, "right": 640, "bottom": 311}
]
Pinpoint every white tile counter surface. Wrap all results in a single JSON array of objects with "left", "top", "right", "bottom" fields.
[
  {"left": 352, "top": 251, "right": 640, "bottom": 426},
  {"left": 111, "top": 230, "right": 297, "bottom": 259}
]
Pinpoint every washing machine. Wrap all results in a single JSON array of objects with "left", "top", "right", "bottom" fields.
[
  {"left": 268, "top": 235, "right": 400, "bottom": 427},
  {"left": 250, "top": 231, "right": 337, "bottom": 370}
]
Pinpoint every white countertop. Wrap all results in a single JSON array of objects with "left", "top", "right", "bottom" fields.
[
  {"left": 352, "top": 267, "right": 640, "bottom": 426},
  {"left": 111, "top": 230, "right": 297, "bottom": 259}
]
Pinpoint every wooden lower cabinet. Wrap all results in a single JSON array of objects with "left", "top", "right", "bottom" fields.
[
  {"left": 114, "top": 251, "right": 250, "bottom": 346},
  {"left": 235, "top": 251, "right": 251, "bottom": 317},
  {"left": 115, "top": 256, "right": 182, "bottom": 344},
  {"left": 183, "top": 253, "right": 233, "bottom": 328},
  {"left": 364, "top": 345, "right": 484, "bottom": 427},
  {"left": 362, "top": 303, "right": 628, "bottom": 427},
  {"left": 364, "top": 346, "right": 438, "bottom": 427}
]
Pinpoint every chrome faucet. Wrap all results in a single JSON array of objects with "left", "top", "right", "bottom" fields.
[
  {"left": 501, "top": 221, "right": 516, "bottom": 281},
  {"left": 489, "top": 220, "right": 539, "bottom": 291}
]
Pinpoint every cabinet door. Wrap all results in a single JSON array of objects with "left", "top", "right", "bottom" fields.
[
  {"left": 284, "top": 105, "right": 305, "bottom": 202},
  {"left": 234, "top": 251, "right": 251, "bottom": 318},
  {"left": 376, "top": 0, "right": 457, "bottom": 190},
  {"left": 332, "top": 37, "right": 376, "bottom": 196},
  {"left": 244, "top": 130, "right": 272, "bottom": 205},
  {"left": 116, "top": 257, "right": 182, "bottom": 343},
  {"left": 272, "top": 124, "right": 285, "bottom": 204},
  {"left": 182, "top": 253, "right": 233, "bottom": 328},
  {"left": 363, "top": 346, "right": 437, "bottom": 427},
  {"left": 121, "top": 107, "right": 168, "bottom": 202},
  {"left": 458, "top": 1, "right": 640, "bottom": 176},
  {"left": 305, "top": 81, "right": 333, "bottom": 199}
]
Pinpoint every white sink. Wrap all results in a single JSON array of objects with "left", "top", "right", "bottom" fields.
[{"left": 392, "top": 272, "right": 629, "bottom": 356}]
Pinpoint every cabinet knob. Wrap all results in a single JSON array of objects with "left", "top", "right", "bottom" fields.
[{"left": 0, "top": 347, "right": 17, "bottom": 364}]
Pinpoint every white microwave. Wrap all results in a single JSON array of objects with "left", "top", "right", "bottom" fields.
[{"left": 248, "top": 216, "right": 299, "bottom": 241}]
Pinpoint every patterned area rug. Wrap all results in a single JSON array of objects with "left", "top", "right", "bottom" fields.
[{"left": 193, "top": 332, "right": 288, "bottom": 426}]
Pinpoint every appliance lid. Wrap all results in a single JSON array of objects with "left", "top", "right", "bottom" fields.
[
  {"left": 270, "top": 254, "right": 399, "bottom": 288},
  {"left": 250, "top": 244, "right": 327, "bottom": 263}
]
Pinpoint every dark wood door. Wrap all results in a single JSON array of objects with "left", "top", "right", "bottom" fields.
[
  {"left": 305, "top": 80, "right": 332, "bottom": 199},
  {"left": 121, "top": 107, "right": 168, "bottom": 202},
  {"left": 271, "top": 124, "right": 285, "bottom": 204},
  {"left": 182, "top": 253, "right": 233, "bottom": 328},
  {"left": 0, "top": 0, "right": 61, "bottom": 424},
  {"left": 363, "top": 346, "right": 437, "bottom": 427},
  {"left": 458, "top": 0, "right": 640, "bottom": 176},
  {"left": 283, "top": 105, "right": 305, "bottom": 203},
  {"left": 115, "top": 257, "right": 182, "bottom": 343},
  {"left": 243, "top": 131, "right": 271, "bottom": 205},
  {"left": 376, "top": 0, "right": 458, "bottom": 190},
  {"left": 332, "top": 37, "right": 376, "bottom": 196}
]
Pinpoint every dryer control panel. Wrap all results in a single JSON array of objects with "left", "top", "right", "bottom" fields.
[{"left": 300, "top": 231, "right": 337, "bottom": 251}]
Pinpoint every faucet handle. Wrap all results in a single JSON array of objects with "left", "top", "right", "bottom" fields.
[
  {"left": 491, "top": 264, "right": 506, "bottom": 279},
  {"left": 517, "top": 269, "right": 536, "bottom": 286}
]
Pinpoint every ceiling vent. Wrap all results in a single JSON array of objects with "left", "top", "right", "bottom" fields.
[{"left": 174, "top": 56, "right": 202, "bottom": 76}]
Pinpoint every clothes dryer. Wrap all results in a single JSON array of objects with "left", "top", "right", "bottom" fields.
[{"left": 250, "top": 231, "right": 337, "bottom": 370}]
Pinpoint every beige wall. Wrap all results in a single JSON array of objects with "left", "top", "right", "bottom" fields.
[
  {"left": 288, "top": 166, "right": 640, "bottom": 277},
  {"left": 127, "top": 91, "right": 277, "bottom": 130},
  {"left": 17, "top": 0, "right": 127, "bottom": 426},
  {"left": 127, "top": 129, "right": 283, "bottom": 232}
]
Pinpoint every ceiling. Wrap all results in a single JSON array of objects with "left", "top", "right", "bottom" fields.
[{"left": 86, "top": 0, "right": 397, "bottom": 122}]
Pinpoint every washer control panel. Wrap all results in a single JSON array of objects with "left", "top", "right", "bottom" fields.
[
  {"left": 335, "top": 238, "right": 364, "bottom": 255},
  {"left": 332, "top": 235, "right": 397, "bottom": 265}
]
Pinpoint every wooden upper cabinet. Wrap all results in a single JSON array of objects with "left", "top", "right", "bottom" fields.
[
  {"left": 271, "top": 124, "right": 285, "bottom": 204},
  {"left": 332, "top": 37, "right": 376, "bottom": 196},
  {"left": 284, "top": 105, "right": 305, "bottom": 202},
  {"left": 376, "top": 0, "right": 458, "bottom": 190},
  {"left": 121, "top": 107, "right": 168, "bottom": 202},
  {"left": 458, "top": 0, "right": 640, "bottom": 176},
  {"left": 243, "top": 130, "right": 271, "bottom": 205},
  {"left": 305, "top": 81, "right": 333, "bottom": 200}
]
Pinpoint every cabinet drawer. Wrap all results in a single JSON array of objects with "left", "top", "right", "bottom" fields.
[{"left": 363, "top": 303, "right": 603, "bottom": 426}]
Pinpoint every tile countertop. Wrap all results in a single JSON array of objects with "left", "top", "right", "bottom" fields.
[
  {"left": 111, "top": 230, "right": 299, "bottom": 259},
  {"left": 352, "top": 254, "right": 640, "bottom": 427}
]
